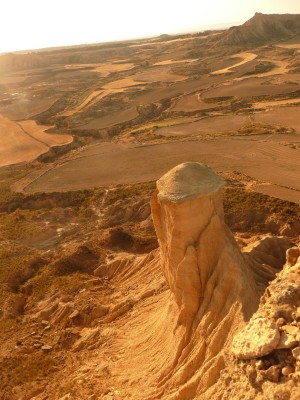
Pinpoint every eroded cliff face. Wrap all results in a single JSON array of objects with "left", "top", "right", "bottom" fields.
[
  {"left": 151, "top": 163, "right": 259, "bottom": 333},
  {"left": 123, "top": 162, "right": 259, "bottom": 398},
  {"left": 3, "top": 163, "right": 297, "bottom": 400},
  {"left": 219, "top": 248, "right": 300, "bottom": 400}
]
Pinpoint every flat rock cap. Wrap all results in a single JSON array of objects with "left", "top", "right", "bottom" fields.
[{"left": 157, "top": 162, "right": 225, "bottom": 203}]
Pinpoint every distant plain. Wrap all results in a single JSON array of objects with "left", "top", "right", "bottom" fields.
[{"left": 0, "top": 26, "right": 299, "bottom": 204}]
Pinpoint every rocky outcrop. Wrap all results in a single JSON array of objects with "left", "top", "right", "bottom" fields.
[
  {"left": 219, "top": 13, "right": 300, "bottom": 47},
  {"left": 232, "top": 246, "right": 300, "bottom": 359},
  {"left": 151, "top": 162, "right": 259, "bottom": 333},
  {"left": 232, "top": 317, "right": 280, "bottom": 359},
  {"left": 227, "top": 247, "right": 300, "bottom": 398}
]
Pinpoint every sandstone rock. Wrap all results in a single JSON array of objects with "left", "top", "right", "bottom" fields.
[
  {"left": 282, "top": 325, "right": 299, "bottom": 336},
  {"left": 272, "top": 282, "right": 300, "bottom": 305},
  {"left": 156, "top": 161, "right": 225, "bottom": 203},
  {"left": 41, "top": 344, "right": 52, "bottom": 352},
  {"left": 261, "top": 365, "right": 281, "bottom": 382},
  {"left": 255, "top": 359, "right": 265, "bottom": 370},
  {"left": 276, "top": 332, "right": 298, "bottom": 349},
  {"left": 94, "top": 255, "right": 135, "bottom": 279},
  {"left": 276, "top": 317, "right": 286, "bottom": 326},
  {"left": 151, "top": 162, "right": 258, "bottom": 331},
  {"left": 58, "top": 394, "right": 71, "bottom": 400},
  {"left": 244, "top": 235, "right": 292, "bottom": 273},
  {"left": 292, "top": 346, "right": 300, "bottom": 360},
  {"left": 293, "top": 306, "right": 300, "bottom": 322},
  {"left": 232, "top": 317, "right": 280, "bottom": 359},
  {"left": 93, "top": 263, "right": 108, "bottom": 277},
  {"left": 89, "top": 305, "right": 109, "bottom": 320},
  {"left": 68, "top": 310, "right": 80, "bottom": 320},
  {"left": 286, "top": 247, "right": 300, "bottom": 266},
  {"left": 44, "top": 325, "right": 51, "bottom": 331},
  {"left": 282, "top": 365, "right": 294, "bottom": 376}
]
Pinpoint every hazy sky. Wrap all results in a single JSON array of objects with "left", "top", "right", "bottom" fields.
[{"left": 1, "top": 0, "right": 300, "bottom": 53}]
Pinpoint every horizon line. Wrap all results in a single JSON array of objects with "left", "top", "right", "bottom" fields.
[{"left": 0, "top": 20, "right": 241, "bottom": 56}]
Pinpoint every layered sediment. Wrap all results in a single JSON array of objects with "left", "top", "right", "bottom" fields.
[{"left": 151, "top": 162, "right": 259, "bottom": 333}]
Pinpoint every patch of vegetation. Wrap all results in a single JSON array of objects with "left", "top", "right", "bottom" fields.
[
  {"left": 224, "top": 187, "right": 300, "bottom": 234},
  {"left": 203, "top": 96, "right": 233, "bottom": 104},
  {"left": 7, "top": 257, "right": 46, "bottom": 293},
  {"left": 252, "top": 89, "right": 300, "bottom": 103},
  {"left": 104, "top": 181, "right": 156, "bottom": 206},
  {"left": 52, "top": 245, "right": 99, "bottom": 275},
  {"left": 103, "top": 225, "right": 157, "bottom": 253},
  {"left": 0, "top": 353, "right": 57, "bottom": 398},
  {"left": 242, "top": 61, "right": 275, "bottom": 76},
  {"left": 0, "top": 171, "right": 95, "bottom": 215},
  {"left": 237, "top": 122, "right": 274, "bottom": 136},
  {"left": 24, "top": 266, "right": 90, "bottom": 299},
  {"left": 0, "top": 181, "right": 25, "bottom": 212},
  {"left": 0, "top": 246, "right": 37, "bottom": 287},
  {"left": 126, "top": 116, "right": 199, "bottom": 136},
  {"left": 235, "top": 122, "right": 293, "bottom": 137},
  {"left": 172, "top": 64, "right": 210, "bottom": 77},
  {"left": 0, "top": 209, "right": 46, "bottom": 240},
  {"left": 0, "top": 242, "right": 91, "bottom": 301},
  {"left": 224, "top": 187, "right": 300, "bottom": 217}
]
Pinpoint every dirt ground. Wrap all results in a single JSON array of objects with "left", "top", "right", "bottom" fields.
[
  {"left": 132, "top": 67, "right": 187, "bottom": 82},
  {"left": 172, "top": 93, "right": 219, "bottom": 111},
  {"left": 156, "top": 115, "right": 251, "bottom": 136},
  {"left": 0, "top": 26, "right": 299, "bottom": 207},
  {"left": 80, "top": 108, "right": 138, "bottom": 130},
  {"left": 22, "top": 134, "right": 300, "bottom": 205},
  {"left": 253, "top": 106, "right": 300, "bottom": 132},
  {"left": 0, "top": 115, "right": 72, "bottom": 167},
  {"left": 202, "top": 79, "right": 299, "bottom": 98}
]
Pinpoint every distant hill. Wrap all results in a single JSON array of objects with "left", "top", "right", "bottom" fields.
[
  {"left": 0, "top": 52, "right": 45, "bottom": 73},
  {"left": 219, "top": 13, "right": 300, "bottom": 46},
  {"left": 0, "top": 42, "right": 135, "bottom": 73}
]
